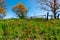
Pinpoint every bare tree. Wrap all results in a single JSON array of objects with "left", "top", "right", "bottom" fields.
[{"left": 37, "top": 0, "right": 60, "bottom": 19}]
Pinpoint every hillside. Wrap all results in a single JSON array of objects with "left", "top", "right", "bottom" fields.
[{"left": 0, "top": 18, "right": 60, "bottom": 40}]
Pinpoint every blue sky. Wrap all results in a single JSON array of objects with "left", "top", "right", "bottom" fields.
[
  {"left": 3, "top": 0, "right": 60, "bottom": 19},
  {"left": 4, "top": 0, "right": 48, "bottom": 19},
  {"left": 4, "top": 0, "right": 60, "bottom": 18}
]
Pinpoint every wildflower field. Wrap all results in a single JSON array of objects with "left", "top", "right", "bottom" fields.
[{"left": 0, "top": 18, "right": 60, "bottom": 40}]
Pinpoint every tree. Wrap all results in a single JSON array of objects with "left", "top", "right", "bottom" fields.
[
  {"left": 37, "top": 0, "right": 60, "bottom": 19},
  {"left": 12, "top": 3, "right": 28, "bottom": 18},
  {"left": 0, "top": 0, "right": 6, "bottom": 19},
  {"left": 0, "top": 7, "right": 6, "bottom": 19}
]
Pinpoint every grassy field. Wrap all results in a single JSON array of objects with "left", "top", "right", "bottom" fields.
[{"left": 0, "top": 18, "right": 60, "bottom": 40}]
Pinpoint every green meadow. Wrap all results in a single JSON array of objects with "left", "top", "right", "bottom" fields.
[{"left": 0, "top": 18, "right": 60, "bottom": 40}]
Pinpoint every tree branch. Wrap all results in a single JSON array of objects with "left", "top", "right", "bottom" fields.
[
  {"left": 46, "top": 1, "right": 54, "bottom": 9},
  {"left": 56, "top": 4, "right": 60, "bottom": 10},
  {"left": 41, "top": 6, "right": 53, "bottom": 11}
]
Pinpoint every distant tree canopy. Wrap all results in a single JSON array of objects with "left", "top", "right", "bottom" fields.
[
  {"left": 12, "top": 3, "right": 28, "bottom": 18},
  {"left": 37, "top": 0, "right": 60, "bottom": 19},
  {"left": 0, "top": 0, "right": 6, "bottom": 19}
]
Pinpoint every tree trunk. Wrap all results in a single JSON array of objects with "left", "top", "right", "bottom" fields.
[
  {"left": 22, "top": 14, "right": 25, "bottom": 18},
  {"left": 54, "top": 0, "right": 57, "bottom": 19},
  {"left": 54, "top": 13, "right": 56, "bottom": 19}
]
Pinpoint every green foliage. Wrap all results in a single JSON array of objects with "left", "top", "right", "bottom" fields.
[{"left": 0, "top": 19, "right": 60, "bottom": 40}]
